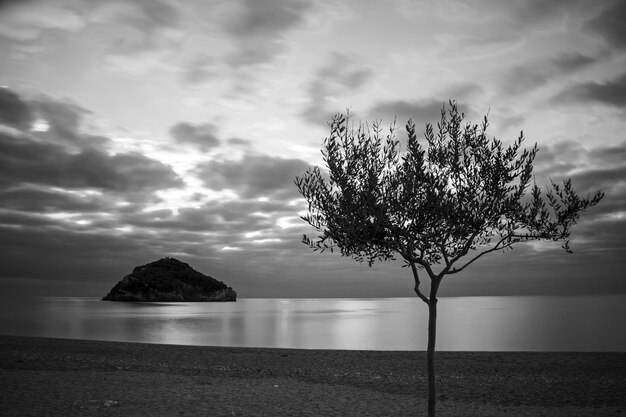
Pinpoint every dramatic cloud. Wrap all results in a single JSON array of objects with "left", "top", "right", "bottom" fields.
[
  {"left": 27, "top": 96, "right": 103, "bottom": 148},
  {"left": 500, "top": 51, "right": 603, "bottom": 97},
  {"left": 588, "top": 140, "right": 626, "bottom": 166},
  {"left": 0, "top": 132, "right": 182, "bottom": 192},
  {"left": 570, "top": 165, "right": 626, "bottom": 197},
  {"left": 0, "top": 88, "right": 312, "bottom": 294},
  {"left": 31, "top": 96, "right": 87, "bottom": 133},
  {"left": 0, "top": 89, "right": 182, "bottom": 193},
  {"left": 533, "top": 140, "right": 585, "bottom": 177},
  {"left": 0, "top": 87, "right": 33, "bottom": 130},
  {"left": 551, "top": 72, "right": 626, "bottom": 108},
  {"left": 0, "top": 188, "right": 94, "bottom": 213},
  {"left": 170, "top": 122, "right": 221, "bottom": 151},
  {"left": 197, "top": 153, "right": 310, "bottom": 199},
  {"left": 1, "top": 1, "right": 624, "bottom": 298},
  {"left": 584, "top": 1, "right": 626, "bottom": 50},
  {"left": 532, "top": 140, "right": 626, "bottom": 224},
  {"left": 0, "top": 225, "right": 160, "bottom": 287}
]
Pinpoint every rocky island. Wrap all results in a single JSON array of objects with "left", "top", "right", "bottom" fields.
[{"left": 102, "top": 257, "right": 236, "bottom": 302}]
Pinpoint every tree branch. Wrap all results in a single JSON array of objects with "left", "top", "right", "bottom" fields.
[
  {"left": 441, "top": 230, "right": 481, "bottom": 275},
  {"left": 414, "top": 257, "right": 439, "bottom": 283},
  {"left": 448, "top": 233, "right": 530, "bottom": 275},
  {"left": 440, "top": 241, "right": 450, "bottom": 268},
  {"left": 410, "top": 261, "right": 430, "bottom": 304}
]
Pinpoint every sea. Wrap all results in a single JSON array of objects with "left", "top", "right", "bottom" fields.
[{"left": 1, "top": 295, "right": 625, "bottom": 352}]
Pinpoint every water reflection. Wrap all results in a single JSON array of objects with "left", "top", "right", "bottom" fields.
[{"left": 0, "top": 295, "right": 624, "bottom": 351}]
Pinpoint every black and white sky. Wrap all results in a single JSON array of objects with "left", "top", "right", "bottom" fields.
[{"left": 0, "top": 0, "right": 624, "bottom": 298}]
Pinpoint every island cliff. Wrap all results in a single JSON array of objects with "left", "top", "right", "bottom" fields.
[{"left": 102, "top": 257, "right": 236, "bottom": 302}]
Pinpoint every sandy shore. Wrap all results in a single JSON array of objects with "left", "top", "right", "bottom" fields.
[{"left": 1, "top": 335, "right": 625, "bottom": 416}]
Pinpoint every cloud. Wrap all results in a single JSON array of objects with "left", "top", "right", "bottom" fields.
[
  {"left": 532, "top": 140, "right": 626, "bottom": 222},
  {"left": 221, "top": 0, "right": 310, "bottom": 38},
  {"left": 0, "top": 89, "right": 182, "bottom": 193},
  {"left": 0, "top": 132, "right": 182, "bottom": 192},
  {"left": 225, "top": 39, "right": 286, "bottom": 67},
  {"left": 31, "top": 95, "right": 87, "bottom": 131},
  {"left": 0, "top": 87, "right": 34, "bottom": 130},
  {"left": 82, "top": 1, "right": 187, "bottom": 75},
  {"left": 316, "top": 54, "right": 373, "bottom": 90},
  {"left": 179, "top": 1, "right": 334, "bottom": 77},
  {"left": 0, "top": 188, "right": 106, "bottom": 214},
  {"left": 91, "top": 0, "right": 182, "bottom": 51},
  {"left": 302, "top": 53, "right": 373, "bottom": 125},
  {"left": 227, "top": 137, "right": 251, "bottom": 147},
  {"left": 570, "top": 165, "right": 626, "bottom": 198},
  {"left": 0, "top": 225, "right": 158, "bottom": 283},
  {"left": 182, "top": 55, "right": 215, "bottom": 85},
  {"left": 499, "top": 49, "right": 607, "bottom": 98},
  {"left": 120, "top": 199, "right": 299, "bottom": 241},
  {"left": 0, "top": 0, "right": 86, "bottom": 42},
  {"left": 366, "top": 82, "right": 484, "bottom": 128},
  {"left": 0, "top": 192, "right": 313, "bottom": 296},
  {"left": 501, "top": 0, "right": 574, "bottom": 24},
  {"left": 197, "top": 153, "right": 310, "bottom": 199},
  {"left": 169, "top": 122, "right": 221, "bottom": 151},
  {"left": 551, "top": 52, "right": 597, "bottom": 73},
  {"left": 70, "top": 148, "right": 183, "bottom": 191},
  {"left": 588, "top": 140, "right": 626, "bottom": 166},
  {"left": 368, "top": 99, "right": 445, "bottom": 128},
  {"left": 500, "top": 52, "right": 599, "bottom": 97},
  {"left": 501, "top": 66, "right": 550, "bottom": 96},
  {"left": 551, "top": 72, "right": 626, "bottom": 108},
  {"left": 217, "top": 0, "right": 313, "bottom": 67},
  {"left": 0, "top": 209, "right": 60, "bottom": 229},
  {"left": 0, "top": 176, "right": 311, "bottom": 293},
  {"left": 368, "top": 94, "right": 484, "bottom": 133},
  {"left": 584, "top": 1, "right": 626, "bottom": 50},
  {"left": 28, "top": 95, "right": 100, "bottom": 148},
  {"left": 129, "top": 0, "right": 181, "bottom": 29},
  {"left": 0, "top": 93, "right": 201, "bottom": 291},
  {"left": 440, "top": 0, "right": 588, "bottom": 53},
  {"left": 0, "top": 91, "right": 112, "bottom": 152},
  {"left": 533, "top": 140, "right": 584, "bottom": 177}
]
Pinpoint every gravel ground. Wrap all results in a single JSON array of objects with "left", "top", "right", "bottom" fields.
[{"left": 1, "top": 335, "right": 625, "bottom": 416}]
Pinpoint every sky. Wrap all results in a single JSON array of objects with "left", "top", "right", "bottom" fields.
[{"left": 0, "top": 0, "right": 624, "bottom": 299}]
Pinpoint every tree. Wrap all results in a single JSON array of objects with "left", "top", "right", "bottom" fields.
[{"left": 294, "top": 101, "right": 604, "bottom": 417}]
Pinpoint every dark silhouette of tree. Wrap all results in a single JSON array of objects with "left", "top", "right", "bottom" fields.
[{"left": 295, "top": 101, "right": 604, "bottom": 417}]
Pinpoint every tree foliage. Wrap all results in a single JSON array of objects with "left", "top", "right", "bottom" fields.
[{"left": 296, "top": 102, "right": 603, "bottom": 300}]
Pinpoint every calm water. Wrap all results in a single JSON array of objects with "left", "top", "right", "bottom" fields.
[{"left": 1, "top": 295, "right": 625, "bottom": 351}]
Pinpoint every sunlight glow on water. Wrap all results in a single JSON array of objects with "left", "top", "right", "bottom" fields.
[{"left": 1, "top": 295, "right": 625, "bottom": 351}]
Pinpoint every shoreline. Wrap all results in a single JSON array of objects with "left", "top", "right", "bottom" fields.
[{"left": 2, "top": 335, "right": 625, "bottom": 416}]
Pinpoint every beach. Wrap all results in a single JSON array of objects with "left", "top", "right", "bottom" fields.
[{"left": 1, "top": 335, "right": 625, "bottom": 416}]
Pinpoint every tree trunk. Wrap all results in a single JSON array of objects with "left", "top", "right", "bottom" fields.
[
  {"left": 427, "top": 295, "right": 437, "bottom": 417},
  {"left": 410, "top": 263, "right": 439, "bottom": 416}
]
